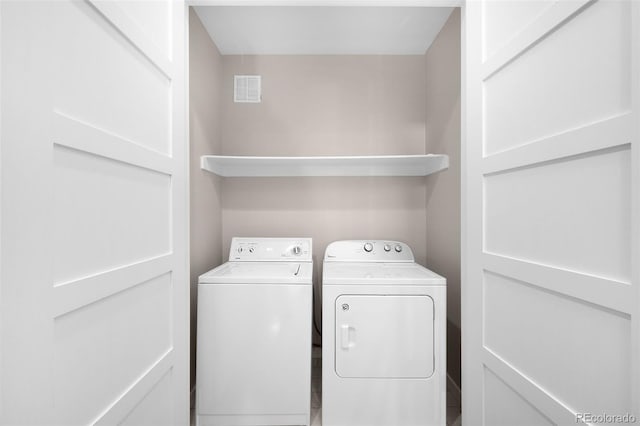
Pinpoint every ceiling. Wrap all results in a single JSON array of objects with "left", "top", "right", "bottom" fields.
[{"left": 193, "top": 6, "right": 454, "bottom": 55}]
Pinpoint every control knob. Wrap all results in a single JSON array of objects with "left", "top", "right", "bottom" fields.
[
  {"left": 395, "top": 244, "right": 403, "bottom": 253},
  {"left": 292, "top": 246, "right": 302, "bottom": 256},
  {"left": 363, "top": 242, "right": 374, "bottom": 252},
  {"left": 384, "top": 244, "right": 391, "bottom": 252}
]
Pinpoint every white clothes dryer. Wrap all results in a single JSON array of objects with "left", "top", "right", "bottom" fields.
[
  {"left": 322, "top": 240, "right": 446, "bottom": 426},
  {"left": 197, "top": 237, "right": 313, "bottom": 426}
]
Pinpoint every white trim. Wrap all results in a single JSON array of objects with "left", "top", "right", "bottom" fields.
[
  {"left": 630, "top": 0, "right": 640, "bottom": 417},
  {"left": 482, "top": 348, "right": 581, "bottom": 425},
  {"left": 483, "top": 253, "right": 633, "bottom": 315},
  {"left": 52, "top": 112, "right": 174, "bottom": 175},
  {"left": 461, "top": 0, "right": 484, "bottom": 421},
  {"left": 172, "top": 3, "right": 191, "bottom": 425},
  {"left": 482, "top": 0, "right": 592, "bottom": 80},
  {"left": 184, "top": 3, "right": 197, "bottom": 416},
  {"left": 87, "top": 0, "right": 173, "bottom": 79},
  {"left": 92, "top": 349, "right": 174, "bottom": 426},
  {"left": 482, "top": 113, "right": 632, "bottom": 175},
  {"left": 186, "top": 3, "right": 196, "bottom": 412},
  {"left": 0, "top": 1, "right": 3, "bottom": 419},
  {"left": 188, "top": 0, "right": 462, "bottom": 6},
  {"left": 52, "top": 254, "right": 173, "bottom": 318}
]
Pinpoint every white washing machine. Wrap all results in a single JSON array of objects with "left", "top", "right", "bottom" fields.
[
  {"left": 197, "top": 237, "right": 313, "bottom": 426},
  {"left": 322, "top": 240, "right": 446, "bottom": 426}
]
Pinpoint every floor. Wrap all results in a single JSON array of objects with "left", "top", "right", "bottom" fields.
[
  {"left": 192, "top": 346, "right": 462, "bottom": 426},
  {"left": 446, "top": 377, "right": 463, "bottom": 426}
]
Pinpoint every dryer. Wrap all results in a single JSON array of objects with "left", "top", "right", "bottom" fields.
[
  {"left": 322, "top": 240, "right": 446, "bottom": 426},
  {"left": 197, "top": 237, "right": 313, "bottom": 426}
]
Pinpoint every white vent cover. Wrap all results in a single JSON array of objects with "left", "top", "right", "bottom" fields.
[{"left": 234, "top": 75, "right": 261, "bottom": 103}]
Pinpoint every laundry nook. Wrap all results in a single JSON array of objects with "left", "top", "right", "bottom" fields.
[{"left": 0, "top": 1, "right": 637, "bottom": 426}]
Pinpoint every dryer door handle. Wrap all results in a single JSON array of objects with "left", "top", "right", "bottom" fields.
[{"left": 340, "top": 324, "right": 355, "bottom": 349}]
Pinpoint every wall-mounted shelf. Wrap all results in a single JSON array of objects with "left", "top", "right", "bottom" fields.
[{"left": 200, "top": 154, "right": 449, "bottom": 177}]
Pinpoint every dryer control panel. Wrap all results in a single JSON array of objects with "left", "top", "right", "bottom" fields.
[
  {"left": 229, "top": 237, "right": 312, "bottom": 262},
  {"left": 324, "top": 240, "right": 415, "bottom": 263}
]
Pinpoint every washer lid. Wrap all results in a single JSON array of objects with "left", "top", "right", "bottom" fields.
[
  {"left": 323, "top": 262, "right": 445, "bottom": 286},
  {"left": 199, "top": 262, "right": 313, "bottom": 285}
]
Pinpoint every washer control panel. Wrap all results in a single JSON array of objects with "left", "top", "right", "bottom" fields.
[
  {"left": 229, "top": 237, "right": 312, "bottom": 262},
  {"left": 324, "top": 240, "right": 414, "bottom": 262}
]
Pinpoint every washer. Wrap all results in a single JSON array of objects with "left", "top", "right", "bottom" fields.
[
  {"left": 322, "top": 240, "right": 446, "bottom": 426},
  {"left": 197, "top": 237, "right": 313, "bottom": 426}
]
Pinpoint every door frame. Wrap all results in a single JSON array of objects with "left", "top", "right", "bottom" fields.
[{"left": 631, "top": 0, "right": 640, "bottom": 415}]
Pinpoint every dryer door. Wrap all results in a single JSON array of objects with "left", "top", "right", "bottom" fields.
[{"left": 335, "top": 295, "right": 434, "bottom": 378}]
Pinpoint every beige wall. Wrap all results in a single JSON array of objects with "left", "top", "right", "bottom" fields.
[
  {"left": 425, "top": 9, "right": 461, "bottom": 388},
  {"left": 219, "top": 55, "right": 428, "bottom": 343},
  {"left": 189, "top": 8, "right": 224, "bottom": 391},
  {"left": 221, "top": 55, "right": 427, "bottom": 156}
]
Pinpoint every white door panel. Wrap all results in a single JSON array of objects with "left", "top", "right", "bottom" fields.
[
  {"left": 483, "top": 0, "right": 631, "bottom": 155},
  {"left": 484, "top": 146, "right": 631, "bottom": 282},
  {"left": 0, "top": 1, "right": 188, "bottom": 424},
  {"left": 483, "top": 368, "right": 554, "bottom": 426},
  {"left": 484, "top": 271, "right": 631, "bottom": 415},
  {"left": 53, "top": 144, "right": 172, "bottom": 284},
  {"left": 464, "top": 0, "right": 639, "bottom": 423}
]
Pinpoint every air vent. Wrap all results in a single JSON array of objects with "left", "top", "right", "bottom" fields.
[{"left": 234, "top": 75, "right": 261, "bottom": 103}]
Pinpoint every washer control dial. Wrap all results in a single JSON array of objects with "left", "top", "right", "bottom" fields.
[
  {"left": 395, "top": 244, "right": 403, "bottom": 253},
  {"left": 384, "top": 244, "right": 391, "bottom": 252},
  {"left": 292, "top": 246, "right": 302, "bottom": 256},
  {"left": 363, "top": 242, "right": 374, "bottom": 253}
]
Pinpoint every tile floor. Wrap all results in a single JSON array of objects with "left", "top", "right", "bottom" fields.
[{"left": 193, "top": 346, "right": 462, "bottom": 426}]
